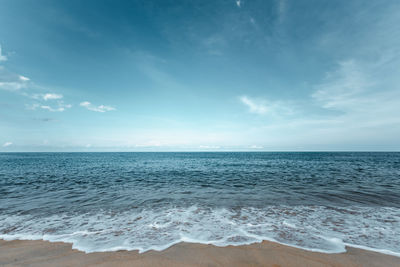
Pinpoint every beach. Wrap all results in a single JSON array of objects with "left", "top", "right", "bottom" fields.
[
  {"left": 1, "top": 239, "right": 399, "bottom": 267},
  {"left": 2, "top": 0, "right": 400, "bottom": 265}
]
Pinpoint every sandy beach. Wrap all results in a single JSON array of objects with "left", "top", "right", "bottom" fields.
[{"left": 1, "top": 239, "right": 399, "bottom": 267}]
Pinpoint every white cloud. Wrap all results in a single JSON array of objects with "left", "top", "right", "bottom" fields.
[
  {"left": 40, "top": 106, "right": 63, "bottom": 112},
  {"left": 43, "top": 93, "right": 63, "bottom": 101},
  {"left": 80, "top": 101, "right": 91, "bottom": 107},
  {"left": 3, "top": 142, "right": 12, "bottom": 147},
  {"left": 0, "top": 45, "right": 7, "bottom": 62},
  {"left": 80, "top": 101, "right": 115, "bottom": 112},
  {"left": 240, "top": 96, "right": 268, "bottom": 114},
  {"left": 19, "top": 75, "right": 30, "bottom": 81},
  {"left": 39, "top": 101, "right": 71, "bottom": 112},
  {"left": 236, "top": 0, "right": 241, "bottom": 8}
]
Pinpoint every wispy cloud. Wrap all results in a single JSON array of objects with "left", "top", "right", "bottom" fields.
[
  {"left": 31, "top": 93, "right": 64, "bottom": 101},
  {"left": 234, "top": 56, "right": 400, "bottom": 150},
  {"left": 29, "top": 101, "right": 71, "bottom": 112},
  {"left": 312, "top": 60, "right": 372, "bottom": 110},
  {"left": 3, "top": 142, "right": 12, "bottom": 147},
  {"left": 239, "top": 96, "right": 268, "bottom": 114},
  {"left": 0, "top": 64, "right": 31, "bottom": 92},
  {"left": 0, "top": 81, "right": 28, "bottom": 91},
  {"left": 236, "top": 0, "right": 241, "bottom": 8},
  {"left": 43, "top": 93, "right": 63, "bottom": 101},
  {"left": 40, "top": 105, "right": 67, "bottom": 112},
  {"left": 311, "top": 59, "right": 400, "bottom": 128},
  {"left": 80, "top": 101, "right": 115, "bottom": 112},
  {"left": 240, "top": 95, "right": 294, "bottom": 117},
  {"left": 0, "top": 45, "right": 7, "bottom": 62}
]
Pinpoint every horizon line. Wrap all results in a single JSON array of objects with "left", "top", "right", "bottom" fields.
[{"left": 1, "top": 150, "right": 399, "bottom": 153}]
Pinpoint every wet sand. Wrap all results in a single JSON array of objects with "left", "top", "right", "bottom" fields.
[{"left": 1, "top": 239, "right": 399, "bottom": 267}]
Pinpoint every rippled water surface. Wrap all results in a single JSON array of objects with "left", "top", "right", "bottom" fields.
[{"left": 1, "top": 152, "right": 399, "bottom": 254}]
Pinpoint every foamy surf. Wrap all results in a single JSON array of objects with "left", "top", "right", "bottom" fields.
[{"left": 1, "top": 205, "right": 399, "bottom": 256}]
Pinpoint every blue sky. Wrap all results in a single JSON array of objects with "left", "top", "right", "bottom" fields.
[{"left": 1, "top": 0, "right": 400, "bottom": 151}]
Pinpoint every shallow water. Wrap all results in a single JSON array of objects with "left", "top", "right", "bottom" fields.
[{"left": 0, "top": 152, "right": 399, "bottom": 255}]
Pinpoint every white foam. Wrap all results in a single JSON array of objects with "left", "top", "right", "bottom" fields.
[
  {"left": 344, "top": 243, "right": 400, "bottom": 257},
  {"left": 1, "top": 206, "right": 399, "bottom": 256}
]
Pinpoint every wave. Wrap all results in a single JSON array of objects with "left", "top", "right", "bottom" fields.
[{"left": 1, "top": 206, "right": 399, "bottom": 257}]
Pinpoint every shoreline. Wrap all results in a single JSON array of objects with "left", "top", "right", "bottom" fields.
[{"left": 1, "top": 239, "right": 399, "bottom": 267}]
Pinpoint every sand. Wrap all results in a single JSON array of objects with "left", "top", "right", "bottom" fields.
[{"left": 1, "top": 239, "right": 399, "bottom": 267}]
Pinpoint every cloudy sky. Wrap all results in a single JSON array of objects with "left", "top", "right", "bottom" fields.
[{"left": 1, "top": 0, "right": 400, "bottom": 151}]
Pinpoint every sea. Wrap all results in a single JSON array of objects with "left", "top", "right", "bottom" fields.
[{"left": 0, "top": 152, "right": 399, "bottom": 256}]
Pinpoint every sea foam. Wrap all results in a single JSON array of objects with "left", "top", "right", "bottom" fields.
[{"left": 1, "top": 205, "right": 399, "bottom": 256}]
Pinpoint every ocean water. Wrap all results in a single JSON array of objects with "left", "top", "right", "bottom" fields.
[{"left": 0, "top": 152, "right": 400, "bottom": 255}]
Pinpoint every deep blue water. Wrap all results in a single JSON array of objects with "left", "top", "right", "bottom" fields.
[{"left": 1, "top": 152, "right": 400, "bottom": 254}]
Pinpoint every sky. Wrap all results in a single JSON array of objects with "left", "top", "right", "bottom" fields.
[{"left": 1, "top": 0, "right": 400, "bottom": 151}]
